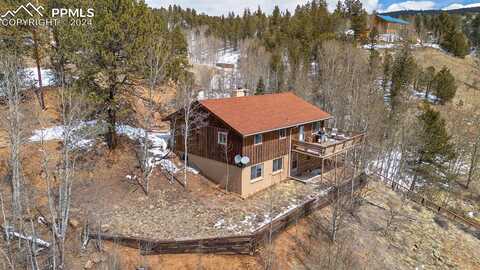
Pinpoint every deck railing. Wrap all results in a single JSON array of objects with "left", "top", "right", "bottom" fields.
[{"left": 292, "top": 130, "right": 365, "bottom": 158}]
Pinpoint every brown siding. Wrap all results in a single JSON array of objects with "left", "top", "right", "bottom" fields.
[
  {"left": 242, "top": 129, "right": 291, "bottom": 165},
  {"left": 174, "top": 113, "right": 326, "bottom": 167},
  {"left": 173, "top": 113, "right": 243, "bottom": 165},
  {"left": 242, "top": 121, "right": 325, "bottom": 165}
]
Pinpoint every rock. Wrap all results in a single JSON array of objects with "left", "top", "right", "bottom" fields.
[
  {"left": 84, "top": 260, "right": 93, "bottom": 269},
  {"left": 149, "top": 204, "right": 154, "bottom": 209},
  {"left": 91, "top": 252, "right": 103, "bottom": 264},
  {"left": 101, "top": 224, "right": 110, "bottom": 232},
  {"left": 69, "top": 218, "right": 80, "bottom": 229},
  {"left": 433, "top": 215, "right": 449, "bottom": 230}
]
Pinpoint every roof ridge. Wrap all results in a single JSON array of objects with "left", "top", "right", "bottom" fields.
[
  {"left": 197, "top": 92, "right": 331, "bottom": 136},
  {"left": 200, "top": 91, "right": 293, "bottom": 103}
]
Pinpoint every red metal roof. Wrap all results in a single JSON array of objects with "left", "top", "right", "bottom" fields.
[{"left": 199, "top": 92, "right": 331, "bottom": 136}]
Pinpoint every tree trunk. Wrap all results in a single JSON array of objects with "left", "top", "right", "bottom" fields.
[
  {"left": 184, "top": 124, "right": 188, "bottom": 189},
  {"left": 106, "top": 87, "right": 117, "bottom": 149},
  {"left": 466, "top": 139, "right": 479, "bottom": 189},
  {"left": 32, "top": 29, "right": 45, "bottom": 110}
]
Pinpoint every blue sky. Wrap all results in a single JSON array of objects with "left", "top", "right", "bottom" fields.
[{"left": 146, "top": 0, "right": 480, "bottom": 15}]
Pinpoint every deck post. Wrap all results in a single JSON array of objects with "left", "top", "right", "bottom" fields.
[
  {"left": 334, "top": 154, "right": 338, "bottom": 186},
  {"left": 321, "top": 158, "right": 325, "bottom": 182}
]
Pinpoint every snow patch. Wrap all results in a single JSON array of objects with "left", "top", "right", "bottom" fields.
[{"left": 24, "top": 68, "right": 55, "bottom": 87}]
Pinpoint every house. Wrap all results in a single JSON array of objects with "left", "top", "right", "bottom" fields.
[
  {"left": 373, "top": 15, "right": 411, "bottom": 42},
  {"left": 164, "top": 92, "right": 366, "bottom": 197}
]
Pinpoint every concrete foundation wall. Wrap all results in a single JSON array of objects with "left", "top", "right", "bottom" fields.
[
  {"left": 240, "top": 154, "right": 290, "bottom": 198},
  {"left": 187, "top": 153, "right": 243, "bottom": 194},
  {"left": 187, "top": 153, "right": 291, "bottom": 197}
]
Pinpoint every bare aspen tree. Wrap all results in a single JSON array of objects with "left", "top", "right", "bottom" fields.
[
  {"left": 175, "top": 75, "right": 208, "bottom": 188},
  {"left": 0, "top": 193, "right": 15, "bottom": 269},
  {"left": 136, "top": 36, "right": 174, "bottom": 195},
  {"left": 465, "top": 110, "right": 480, "bottom": 189},
  {"left": 36, "top": 74, "right": 93, "bottom": 269},
  {"left": 220, "top": 133, "right": 233, "bottom": 192},
  {"left": 238, "top": 40, "right": 271, "bottom": 91},
  {"left": 0, "top": 54, "right": 25, "bottom": 221}
]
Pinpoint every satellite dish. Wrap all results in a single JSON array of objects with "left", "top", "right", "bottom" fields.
[
  {"left": 241, "top": 156, "right": 250, "bottom": 165},
  {"left": 234, "top": 155, "right": 242, "bottom": 164}
]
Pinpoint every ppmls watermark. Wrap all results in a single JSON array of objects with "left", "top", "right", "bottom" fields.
[{"left": 1, "top": 2, "right": 94, "bottom": 27}]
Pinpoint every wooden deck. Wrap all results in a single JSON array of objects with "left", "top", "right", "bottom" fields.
[{"left": 291, "top": 130, "right": 365, "bottom": 158}]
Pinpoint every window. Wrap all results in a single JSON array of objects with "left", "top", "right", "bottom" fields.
[
  {"left": 254, "top": 134, "right": 263, "bottom": 145},
  {"left": 313, "top": 122, "right": 320, "bottom": 133},
  {"left": 279, "top": 129, "right": 286, "bottom": 139},
  {"left": 273, "top": 157, "right": 283, "bottom": 172},
  {"left": 218, "top": 132, "right": 227, "bottom": 145},
  {"left": 250, "top": 164, "right": 263, "bottom": 181}
]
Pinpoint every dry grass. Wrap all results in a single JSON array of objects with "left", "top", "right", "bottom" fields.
[{"left": 413, "top": 48, "right": 480, "bottom": 111}]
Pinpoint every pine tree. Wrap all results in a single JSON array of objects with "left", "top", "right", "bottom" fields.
[
  {"left": 433, "top": 67, "right": 456, "bottom": 104},
  {"left": 382, "top": 51, "right": 392, "bottom": 93},
  {"left": 349, "top": 1, "right": 368, "bottom": 41},
  {"left": 414, "top": 104, "right": 455, "bottom": 184},
  {"left": 255, "top": 77, "right": 265, "bottom": 95},
  {"left": 73, "top": 0, "right": 153, "bottom": 149},
  {"left": 423, "top": 66, "right": 436, "bottom": 100},
  {"left": 437, "top": 12, "right": 470, "bottom": 58},
  {"left": 390, "top": 44, "right": 416, "bottom": 112}
]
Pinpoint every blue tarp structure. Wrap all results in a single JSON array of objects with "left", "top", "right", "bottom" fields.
[{"left": 377, "top": 15, "right": 410, "bottom": 25}]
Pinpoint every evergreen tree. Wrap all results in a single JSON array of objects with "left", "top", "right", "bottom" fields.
[
  {"left": 390, "top": 44, "right": 416, "bottom": 112},
  {"left": 470, "top": 15, "right": 480, "bottom": 49},
  {"left": 413, "top": 104, "right": 455, "bottom": 185},
  {"left": 433, "top": 67, "right": 456, "bottom": 104},
  {"left": 255, "top": 77, "right": 265, "bottom": 95},
  {"left": 437, "top": 12, "right": 470, "bottom": 58},
  {"left": 423, "top": 66, "right": 436, "bottom": 100},
  {"left": 382, "top": 51, "right": 392, "bottom": 93},
  {"left": 348, "top": 0, "right": 368, "bottom": 41},
  {"left": 73, "top": 0, "right": 154, "bottom": 149},
  {"left": 368, "top": 28, "right": 380, "bottom": 72}
]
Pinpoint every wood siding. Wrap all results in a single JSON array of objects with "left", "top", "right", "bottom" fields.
[
  {"left": 173, "top": 113, "right": 243, "bottom": 165},
  {"left": 172, "top": 109, "right": 326, "bottom": 167},
  {"left": 243, "top": 121, "right": 324, "bottom": 165},
  {"left": 242, "top": 129, "right": 291, "bottom": 165}
]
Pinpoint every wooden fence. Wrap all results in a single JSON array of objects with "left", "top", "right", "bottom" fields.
[
  {"left": 374, "top": 172, "right": 480, "bottom": 230},
  {"left": 87, "top": 174, "right": 368, "bottom": 255}
]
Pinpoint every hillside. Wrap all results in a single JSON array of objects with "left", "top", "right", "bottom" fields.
[
  {"left": 413, "top": 48, "right": 480, "bottom": 110},
  {"left": 381, "top": 6, "right": 480, "bottom": 17}
]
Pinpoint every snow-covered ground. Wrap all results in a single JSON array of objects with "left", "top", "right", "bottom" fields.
[
  {"left": 214, "top": 186, "right": 333, "bottom": 233},
  {"left": 29, "top": 120, "right": 97, "bottom": 149},
  {"left": 368, "top": 150, "right": 417, "bottom": 189},
  {"left": 216, "top": 48, "right": 240, "bottom": 65},
  {"left": 412, "top": 89, "right": 439, "bottom": 103},
  {"left": 115, "top": 125, "right": 183, "bottom": 174},
  {"left": 29, "top": 122, "right": 198, "bottom": 175},
  {"left": 362, "top": 42, "right": 442, "bottom": 51},
  {"left": 24, "top": 68, "right": 55, "bottom": 87}
]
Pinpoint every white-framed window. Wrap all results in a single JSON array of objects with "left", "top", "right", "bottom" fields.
[
  {"left": 279, "top": 129, "right": 286, "bottom": 139},
  {"left": 218, "top": 131, "right": 227, "bottom": 145},
  {"left": 254, "top": 134, "right": 263, "bottom": 145},
  {"left": 313, "top": 122, "right": 320, "bottom": 133},
  {"left": 250, "top": 163, "right": 263, "bottom": 181},
  {"left": 273, "top": 157, "right": 283, "bottom": 172}
]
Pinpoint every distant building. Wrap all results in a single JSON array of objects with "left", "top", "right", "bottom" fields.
[
  {"left": 164, "top": 93, "right": 365, "bottom": 197},
  {"left": 373, "top": 15, "right": 411, "bottom": 42}
]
